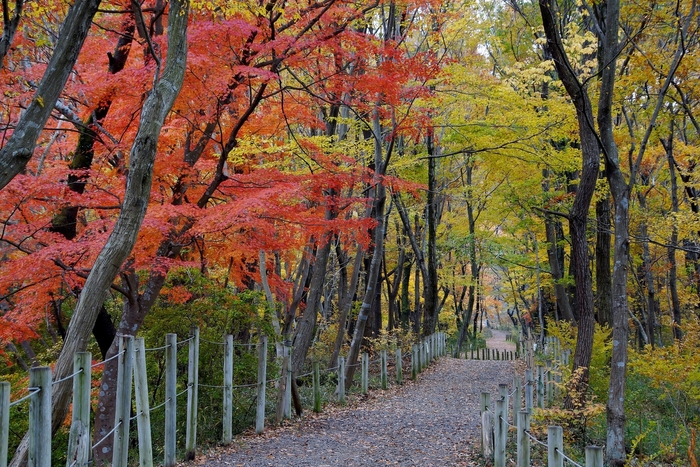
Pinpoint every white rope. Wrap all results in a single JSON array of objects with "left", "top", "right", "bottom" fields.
[
  {"left": 92, "top": 421, "right": 121, "bottom": 449},
  {"left": 524, "top": 429, "right": 548, "bottom": 448},
  {"left": 200, "top": 337, "right": 226, "bottom": 346},
  {"left": 52, "top": 367, "right": 84, "bottom": 385},
  {"left": 9, "top": 387, "right": 40, "bottom": 407},
  {"left": 143, "top": 343, "right": 170, "bottom": 352},
  {"left": 558, "top": 448, "right": 584, "bottom": 467},
  {"left": 91, "top": 350, "right": 125, "bottom": 368},
  {"left": 177, "top": 336, "right": 194, "bottom": 346},
  {"left": 199, "top": 383, "right": 226, "bottom": 389},
  {"left": 150, "top": 398, "right": 169, "bottom": 412}
]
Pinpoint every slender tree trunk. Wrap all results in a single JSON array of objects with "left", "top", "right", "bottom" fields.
[
  {"left": 595, "top": 194, "right": 612, "bottom": 325},
  {"left": 344, "top": 110, "right": 390, "bottom": 387},
  {"left": 423, "top": 129, "right": 439, "bottom": 336},
  {"left": 637, "top": 193, "right": 657, "bottom": 348},
  {"left": 663, "top": 133, "right": 682, "bottom": 340}
]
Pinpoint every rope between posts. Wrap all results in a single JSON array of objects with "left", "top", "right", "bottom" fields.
[
  {"left": 500, "top": 414, "right": 517, "bottom": 429},
  {"left": 9, "top": 387, "right": 40, "bottom": 407},
  {"left": 175, "top": 386, "right": 190, "bottom": 399},
  {"left": 199, "top": 383, "right": 226, "bottom": 389},
  {"left": 52, "top": 367, "right": 84, "bottom": 385},
  {"left": 200, "top": 337, "right": 226, "bottom": 345},
  {"left": 557, "top": 448, "right": 584, "bottom": 467},
  {"left": 232, "top": 342, "right": 257, "bottom": 348},
  {"left": 130, "top": 410, "right": 143, "bottom": 422},
  {"left": 150, "top": 398, "right": 169, "bottom": 412},
  {"left": 92, "top": 421, "right": 121, "bottom": 449},
  {"left": 231, "top": 382, "right": 258, "bottom": 389},
  {"left": 177, "top": 336, "right": 194, "bottom": 346},
  {"left": 92, "top": 349, "right": 125, "bottom": 368},
  {"left": 144, "top": 343, "right": 170, "bottom": 352},
  {"left": 524, "top": 429, "right": 548, "bottom": 448}
]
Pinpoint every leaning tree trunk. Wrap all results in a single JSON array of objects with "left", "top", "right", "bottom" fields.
[
  {"left": 9, "top": 2, "right": 189, "bottom": 464},
  {"left": 664, "top": 133, "right": 682, "bottom": 340},
  {"left": 539, "top": 0, "right": 599, "bottom": 400},
  {"left": 344, "top": 110, "right": 390, "bottom": 388},
  {"left": 0, "top": 0, "right": 102, "bottom": 189}
]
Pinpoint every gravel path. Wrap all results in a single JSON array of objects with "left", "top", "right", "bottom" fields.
[{"left": 190, "top": 353, "right": 517, "bottom": 467}]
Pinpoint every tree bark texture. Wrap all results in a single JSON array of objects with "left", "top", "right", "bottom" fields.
[
  {"left": 0, "top": 0, "right": 102, "bottom": 190},
  {"left": 9, "top": 2, "right": 188, "bottom": 464}
]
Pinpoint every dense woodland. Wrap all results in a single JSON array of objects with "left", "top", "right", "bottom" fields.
[{"left": 1, "top": 0, "right": 699, "bottom": 464}]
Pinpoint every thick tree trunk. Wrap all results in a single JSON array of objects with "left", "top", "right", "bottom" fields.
[
  {"left": 9, "top": 4, "right": 188, "bottom": 464},
  {"left": 539, "top": 0, "right": 599, "bottom": 399},
  {"left": 329, "top": 245, "right": 363, "bottom": 369},
  {"left": 0, "top": 0, "right": 102, "bottom": 189}
]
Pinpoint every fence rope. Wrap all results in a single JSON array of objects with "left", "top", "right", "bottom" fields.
[
  {"left": 91, "top": 349, "right": 125, "bottom": 368},
  {"left": 231, "top": 382, "right": 258, "bottom": 389},
  {"left": 130, "top": 410, "right": 143, "bottom": 422},
  {"left": 150, "top": 398, "right": 169, "bottom": 412},
  {"left": 175, "top": 387, "right": 190, "bottom": 399},
  {"left": 8, "top": 387, "right": 41, "bottom": 407},
  {"left": 500, "top": 414, "right": 517, "bottom": 429},
  {"left": 524, "top": 429, "right": 548, "bottom": 448},
  {"left": 177, "top": 336, "right": 194, "bottom": 346},
  {"left": 199, "top": 383, "right": 226, "bottom": 389},
  {"left": 92, "top": 421, "right": 121, "bottom": 449},
  {"left": 558, "top": 448, "right": 584, "bottom": 467},
  {"left": 200, "top": 337, "right": 226, "bottom": 346},
  {"left": 52, "top": 367, "right": 84, "bottom": 386},
  {"left": 143, "top": 343, "right": 170, "bottom": 352}
]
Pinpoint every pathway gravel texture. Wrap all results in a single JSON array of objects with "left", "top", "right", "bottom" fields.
[{"left": 188, "top": 331, "right": 517, "bottom": 467}]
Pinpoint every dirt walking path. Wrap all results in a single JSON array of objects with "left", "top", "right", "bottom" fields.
[
  {"left": 485, "top": 329, "right": 517, "bottom": 353},
  {"left": 189, "top": 357, "right": 516, "bottom": 467}
]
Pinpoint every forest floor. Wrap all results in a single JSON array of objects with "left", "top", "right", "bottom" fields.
[{"left": 187, "top": 330, "right": 517, "bottom": 467}]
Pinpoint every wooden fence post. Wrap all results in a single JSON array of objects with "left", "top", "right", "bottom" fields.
[
  {"left": 536, "top": 365, "right": 544, "bottom": 408},
  {"left": 499, "top": 383, "right": 509, "bottom": 424},
  {"left": 548, "top": 425, "right": 564, "bottom": 467},
  {"left": 223, "top": 335, "right": 233, "bottom": 445},
  {"left": 312, "top": 362, "right": 321, "bottom": 413},
  {"left": 284, "top": 342, "right": 292, "bottom": 419},
  {"left": 546, "top": 360, "right": 553, "bottom": 406},
  {"left": 482, "top": 410, "right": 493, "bottom": 462},
  {"left": 513, "top": 375, "right": 521, "bottom": 418},
  {"left": 411, "top": 345, "right": 418, "bottom": 380},
  {"left": 481, "top": 391, "right": 493, "bottom": 459},
  {"left": 586, "top": 446, "right": 604, "bottom": 467},
  {"left": 186, "top": 327, "right": 200, "bottom": 460},
  {"left": 66, "top": 352, "right": 91, "bottom": 467},
  {"left": 380, "top": 350, "right": 388, "bottom": 390},
  {"left": 0, "top": 382, "right": 8, "bottom": 467},
  {"left": 133, "top": 338, "right": 154, "bottom": 467},
  {"left": 525, "top": 369, "right": 533, "bottom": 412},
  {"left": 517, "top": 410, "right": 530, "bottom": 467},
  {"left": 28, "top": 367, "right": 51, "bottom": 467},
  {"left": 495, "top": 399, "right": 507, "bottom": 467},
  {"left": 256, "top": 336, "right": 268, "bottom": 434},
  {"left": 395, "top": 348, "right": 403, "bottom": 385},
  {"left": 112, "top": 336, "right": 134, "bottom": 467},
  {"left": 338, "top": 357, "right": 346, "bottom": 403},
  {"left": 164, "top": 333, "right": 177, "bottom": 467},
  {"left": 361, "top": 353, "right": 369, "bottom": 394}
]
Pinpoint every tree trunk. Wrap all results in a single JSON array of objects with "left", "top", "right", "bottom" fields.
[
  {"left": 539, "top": 0, "right": 599, "bottom": 400},
  {"left": 344, "top": 110, "right": 390, "bottom": 388},
  {"left": 422, "top": 129, "right": 439, "bottom": 335},
  {"left": 663, "top": 133, "right": 682, "bottom": 340},
  {"left": 9, "top": 4, "right": 189, "bottom": 464},
  {"left": 595, "top": 194, "right": 612, "bottom": 325},
  {"left": 0, "top": 0, "right": 102, "bottom": 190}
]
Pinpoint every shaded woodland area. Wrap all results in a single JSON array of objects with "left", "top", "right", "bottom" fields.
[{"left": 1, "top": 0, "right": 700, "bottom": 464}]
